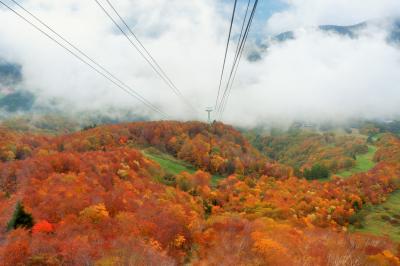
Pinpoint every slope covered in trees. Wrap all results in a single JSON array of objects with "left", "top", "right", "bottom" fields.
[
  {"left": 248, "top": 129, "right": 370, "bottom": 178},
  {"left": 52, "top": 121, "right": 270, "bottom": 177},
  {"left": 0, "top": 121, "right": 292, "bottom": 178},
  {"left": 0, "top": 120, "right": 400, "bottom": 265},
  {"left": 0, "top": 148, "right": 204, "bottom": 265}
]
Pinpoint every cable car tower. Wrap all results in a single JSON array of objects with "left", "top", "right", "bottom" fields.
[{"left": 205, "top": 107, "right": 213, "bottom": 124}]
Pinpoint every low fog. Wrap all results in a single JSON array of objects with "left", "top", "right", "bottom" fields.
[{"left": 0, "top": 0, "right": 399, "bottom": 126}]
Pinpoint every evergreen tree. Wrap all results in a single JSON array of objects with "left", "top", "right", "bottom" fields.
[{"left": 7, "top": 201, "right": 34, "bottom": 231}]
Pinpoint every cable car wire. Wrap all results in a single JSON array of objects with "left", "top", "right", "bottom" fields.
[
  {"left": 95, "top": 0, "right": 197, "bottom": 113},
  {"left": 214, "top": 0, "right": 238, "bottom": 111},
  {"left": 217, "top": 0, "right": 252, "bottom": 115},
  {"left": 2, "top": 0, "right": 168, "bottom": 117},
  {"left": 218, "top": 0, "right": 259, "bottom": 119}
]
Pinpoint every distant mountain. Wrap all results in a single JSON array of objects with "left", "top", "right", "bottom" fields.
[
  {"left": 0, "top": 58, "right": 37, "bottom": 113},
  {"left": 0, "top": 90, "right": 35, "bottom": 112},
  {"left": 389, "top": 19, "right": 400, "bottom": 43},
  {"left": 318, "top": 23, "right": 367, "bottom": 38},
  {"left": 272, "top": 20, "right": 399, "bottom": 43},
  {"left": 0, "top": 60, "right": 147, "bottom": 120},
  {"left": 249, "top": 18, "right": 400, "bottom": 61},
  {"left": 269, "top": 23, "right": 366, "bottom": 43},
  {"left": 0, "top": 59, "right": 22, "bottom": 86},
  {"left": 272, "top": 31, "right": 295, "bottom": 42}
]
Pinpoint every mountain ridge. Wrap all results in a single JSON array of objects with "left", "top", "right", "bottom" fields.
[{"left": 248, "top": 18, "right": 400, "bottom": 61}]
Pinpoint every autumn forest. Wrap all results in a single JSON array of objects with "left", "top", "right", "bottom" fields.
[{"left": 0, "top": 119, "right": 399, "bottom": 265}]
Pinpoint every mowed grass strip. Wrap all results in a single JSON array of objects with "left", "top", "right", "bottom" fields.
[
  {"left": 337, "top": 145, "right": 377, "bottom": 178},
  {"left": 142, "top": 149, "right": 196, "bottom": 175},
  {"left": 142, "top": 148, "right": 224, "bottom": 186}
]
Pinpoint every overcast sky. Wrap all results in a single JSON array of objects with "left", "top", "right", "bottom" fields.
[{"left": 0, "top": 0, "right": 399, "bottom": 126}]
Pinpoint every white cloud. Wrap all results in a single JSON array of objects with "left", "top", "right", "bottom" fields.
[
  {"left": 0, "top": 0, "right": 399, "bottom": 126},
  {"left": 0, "top": 0, "right": 229, "bottom": 120},
  {"left": 223, "top": 28, "right": 400, "bottom": 126},
  {"left": 267, "top": 0, "right": 400, "bottom": 34}
]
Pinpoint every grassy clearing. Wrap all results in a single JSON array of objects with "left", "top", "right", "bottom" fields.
[
  {"left": 142, "top": 148, "right": 224, "bottom": 185},
  {"left": 317, "top": 145, "right": 377, "bottom": 182},
  {"left": 142, "top": 149, "right": 196, "bottom": 175},
  {"left": 337, "top": 145, "right": 377, "bottom": 178},
  {"left": 372, "top": 133, "right": 385, "bottom": 142},
  {"left": 351, "top": 191, "right": 400, "bottom": 242}
]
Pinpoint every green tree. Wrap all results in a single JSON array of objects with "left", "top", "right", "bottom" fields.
[
  {"left": 303, "top": 164, "right": 330, "bottom": 180},
  {"left": 7, "top": 201, "right": 34, "bottom": 231}
]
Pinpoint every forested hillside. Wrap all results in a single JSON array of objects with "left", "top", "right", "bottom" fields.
[
  {"left": 1, "top": 121, "right": 400, "bottom": 265},
  {"left": 247, "top": 129, "right": 369, "bottom": 176}
]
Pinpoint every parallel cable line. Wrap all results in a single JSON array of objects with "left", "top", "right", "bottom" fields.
[
  {"left": 2, "top": 0, "right": 168, "bottom": 117},
  {"left": 214, "top": 0, "right": 238, "bottom": 110},
  {"left": 218, "top": 0, "right": 259, "bottom": 119},
  {"left": 104, "top": 0, "right": 187, "bottom": 102},
  {"left": 218, "top": 0, "right": 255, "bottom": 116},
  {"left": 9, "top": 0, "right": 165, "bottom": 116},
  {"left": 233, "top": 0, "right": 251, "bottom": 63},
  {"left": 218, "top": 1, "right": 258, "bottom": 119},
  {"left": 217, "top": 0, "right": 252, "bottom": 115},
  {"left": 95, "top": 0, "right": 197, "bottom": 113}
]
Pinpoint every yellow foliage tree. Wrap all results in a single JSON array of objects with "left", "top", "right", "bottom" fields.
[{"left": 80, "top": 203, "right": 109, "bottom": 223}]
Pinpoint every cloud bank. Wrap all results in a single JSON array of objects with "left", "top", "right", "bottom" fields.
[
  {"left": 0, "top": 0, "right": 399, "bottom": 126},
  {"left": 266, "top": 0, "right": 400, "bottom": 34}
]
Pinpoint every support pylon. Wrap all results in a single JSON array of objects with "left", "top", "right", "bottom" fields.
[{"left": 206, "top": 107, "right": 213, "bottom": 124}]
